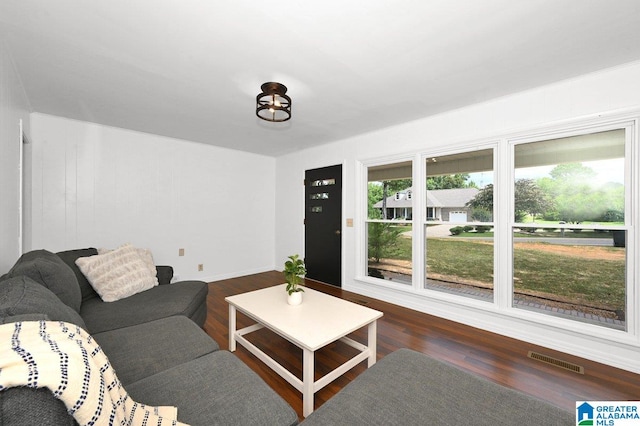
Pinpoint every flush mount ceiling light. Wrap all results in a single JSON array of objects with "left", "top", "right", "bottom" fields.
[{"left": 256, "top": 82, "right": 291, "bottom": 122}]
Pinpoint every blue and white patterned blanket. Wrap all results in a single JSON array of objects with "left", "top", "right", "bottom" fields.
[{"left": 0, "top": 321, "right": 188, "bottom": 426}]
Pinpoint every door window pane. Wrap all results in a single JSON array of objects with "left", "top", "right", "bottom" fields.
[
  {"left": 311, "top": 178, "right": 335, "bottom": 186},
  {"left": 513, "top": 129, "right": 626, "bottom": 330},
  {"left": 310, "top": 192, "right": 329, "bottom": 200}
]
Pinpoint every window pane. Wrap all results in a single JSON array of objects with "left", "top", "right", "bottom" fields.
[
  {"left": 514, "top": 129, "right": 625, "bottom": 224},
  {"left": 426, "top": 149, "right": 493, "bottom": 223},
  {"left": 513, "top": 129, "right": 626, "bottom": 329},
  {"left": 367, "top": 161, "right": 413, "bottom": 283},
  {"left": 425, "top": 225, "right": 494, "bottom": 301},
  {"left": 367, "top": 223, "right": 412, "bottom": 284},
  {"left": 367, "top": 161, "right": 413, "bottom": 220},
  {"left": 424, "top": 149, "right": 494, "bottom": 300},
  {"left": 513, "top": 228, "right": 625, "bottom": 330}
]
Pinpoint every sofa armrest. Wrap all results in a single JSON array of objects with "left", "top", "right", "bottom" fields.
[{"left": 155, "top": 266, "right": 174, "bottom": 285}]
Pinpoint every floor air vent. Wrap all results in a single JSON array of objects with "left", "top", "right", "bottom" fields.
[{"left": 527, "top": 351, "right": 584, "bottom": 374}]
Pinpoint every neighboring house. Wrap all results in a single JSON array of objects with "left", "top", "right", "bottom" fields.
[{"left": 374, "top": 187, "right": 479, "bottom": 222}]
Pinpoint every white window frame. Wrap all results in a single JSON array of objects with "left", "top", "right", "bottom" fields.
[
  {"left": 360, "top": 154, "right": 417, "bottom": 290},
  {"left": 356, "top": 111, "right": 638, "bottom": 346},
  {"left": 505, "top": 117, "right": 637, "bottom": 341}
]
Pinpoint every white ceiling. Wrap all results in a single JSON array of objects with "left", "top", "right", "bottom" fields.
[{"left": 1, "top": 1, "right": 640, "bottom": 157}]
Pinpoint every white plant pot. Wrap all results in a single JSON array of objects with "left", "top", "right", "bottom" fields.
[{"left": 287, "top": 291, "right": 303, "bottom": 306}]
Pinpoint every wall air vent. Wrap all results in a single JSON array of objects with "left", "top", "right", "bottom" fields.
[{"left": 527, "top": 351, "right": 584, "bottom": 374}]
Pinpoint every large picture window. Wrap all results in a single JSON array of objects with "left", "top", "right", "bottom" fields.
[
  {"left": 512, "top": 129, "right": 627, "bottom": 330},
  {"left": 366, "top": 161, "right": 413, "bottom": 285},
  {"left": 360, "top": 117, "right": 635, "bottom": 341}
]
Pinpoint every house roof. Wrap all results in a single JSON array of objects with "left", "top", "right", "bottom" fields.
[
  {"left": 374, "top": 188, "right": 479, "bottom": 209},
  {"left": 1, "top": 2, "right": 640, "bottom": 157}
]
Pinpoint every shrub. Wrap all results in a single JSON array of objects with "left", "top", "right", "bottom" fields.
[
  {"left": 475, "top": 225, "right": 491, "bottom": 233},
  {"left": 449, "top": 226, "right": 463, "bottom": 236},
  {"left": 462, "top": 225, "right": 474, "bottom": 232},
  {"left": 601, "top": 210, "right": 624, "bottom": 222},
  {"left": 470, "top": 207, "right": 492, "bottom": 222}
]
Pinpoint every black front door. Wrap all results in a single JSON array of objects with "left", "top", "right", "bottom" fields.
[{"left": 304, "top": 165, "right": 342, "bottom": 287}]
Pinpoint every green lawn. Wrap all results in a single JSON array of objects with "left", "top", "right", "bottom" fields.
[
  {"left": 426, "top": 239, "right": 494, "bottom": 284},
  {"left": 383, "top": 237, "right": 625, "bottom": 310},
  {"left": 512, "top": 243, "right": 624, "bottom": 309}
]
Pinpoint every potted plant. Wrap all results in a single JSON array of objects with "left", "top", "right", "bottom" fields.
[{"left": 283, "top": 254, "right": 306, "bottom": 305}]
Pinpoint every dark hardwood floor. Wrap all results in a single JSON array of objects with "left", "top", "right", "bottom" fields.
[{"left": 203, "top": 271, "right": 640, "bottom": 420}]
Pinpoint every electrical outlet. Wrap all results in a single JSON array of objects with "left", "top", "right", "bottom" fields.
[
  {"left": 198, "top": 264, "right": 203, "bottom": 271},
  {"left": 179, "top": 248, "right": 185, "bottom": 256}
]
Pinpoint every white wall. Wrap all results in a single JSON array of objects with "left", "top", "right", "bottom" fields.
[
  {"left": 275, "top": 60, "right": 640, "bottom": 373},
  {"left": 0, "top": 40, "right": 31, "bottom": 273},
  {"left": 30, "top": 114, "right": 276, "bottom": 282}
]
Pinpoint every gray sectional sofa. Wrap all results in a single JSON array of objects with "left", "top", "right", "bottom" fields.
[
  {"left": 304, "top": 348, "right": 574, "bottom": 425},
  {"left": 0, "top": 248, "right": 574, "bottom": 425},
  {"left": 0, "top": 248, "right": 298, "bottom": 425}
]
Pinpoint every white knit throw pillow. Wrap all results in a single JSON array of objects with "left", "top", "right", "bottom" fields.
[
  {"left": 97, "top": 245, "right": 158, "bottom": 279},
  {"left": 76, "top": 244, "right": 158, "bottom": 302}
]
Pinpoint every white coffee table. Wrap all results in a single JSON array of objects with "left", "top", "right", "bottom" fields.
[{"left": 226, "top": 284, "right": 383, "bottom": 417}]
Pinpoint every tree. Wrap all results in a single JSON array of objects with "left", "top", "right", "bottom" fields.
[
  {"left": 367, "top": 183, "right": 384, "bottom": 218},
  {"left": 466, "top": 184, "right": 494, "bottom": 211},
  {"left": 368, "top": 222, "right": 403, "bottom": 263},
  {"left": 385, "top": 179, "right": 412, "bottom": 193},
  {"left": 539, "top": 163, "right": 623, "bottom": 223},
  {"left": 427, "top": 174, "right": 473, "bottom": 190},
  {"left": 514, "top": 179, "right": 553, "bottom": 220},
  {"left": 466, "top": 179, "right": 552, "bottom": 222},
  {"left": 549, "top": 163, "right": 596, "bottom": 182}
]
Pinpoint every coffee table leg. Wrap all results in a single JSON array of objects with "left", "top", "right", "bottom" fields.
[
  {"left": 368, "top": 320, "right": 377, "bottom": 367},
  {"left": 303, "top": 348, "right": 314, "bottom": 417},
  {"left": 229, "top": 304, "right": 236, "bottom": 352}
]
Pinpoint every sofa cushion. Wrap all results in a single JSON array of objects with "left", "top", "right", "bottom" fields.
[
  {"left": 1, "top": 313, "right": 49, "bottom": 324},
  {"left": 98, "top": 245, "right": 158, "bottom": 281},
  {"left": 0, "top": 276, "right": 87, "bottom": 330},
  {"left": 0, "top": 387, "right": 77, "bottom": 426},
  {"left": 302, "top": 348, "right": 574, "bottom": 426},
  {"left": 80, "top": 280, "right": 208, "bottom": 334},
  {"left": 56, "top": 248, "right": 100, "bottom": 302},
  {"left": 75, "top": 244, "right": 158, "bottom": 302},
  {"left": 5, "top": 250, "right": 81, "bottom": 312},
  {"left": 93, "top": 316, "right": 219, "bottom": 385},
  {"left": 126, "top": 351, "right": 298, "bottom": 426}
]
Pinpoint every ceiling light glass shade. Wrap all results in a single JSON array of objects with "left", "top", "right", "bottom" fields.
[{"left": 256, "top": 82, "right": 291, "bottom": 122}]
